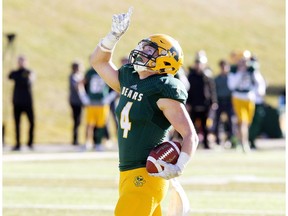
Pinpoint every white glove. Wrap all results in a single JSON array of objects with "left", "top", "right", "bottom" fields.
[
  {"left": 111, "top": 7, "right": 133, "bottom": 38},
  {"left": 149, "top": 152, "right": 191, "bottom": 180},
  {"left": 150, "top": 160, "right": 182, "bottom": 180},
  {"left": 100, "top": 7, "right": 133, "bottom": 52}
]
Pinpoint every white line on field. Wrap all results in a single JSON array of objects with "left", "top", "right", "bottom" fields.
[
  {"left": 181, "top": 176, "right": 285, "bottom": 184},
  {"left": 3, "top": 172, "right": 285, "bottom": 185},
  {"left": 3, "top": 204, "right": 285, "bottom": 215},
  {"left": 189, "top": 208, "right": 285, "bottom": 215},
  {"left": 3, "top": 152, "right": 118, "bottom": 162},
  {"left": 3, "top": 185, "right": 285, "bottom": 197}
]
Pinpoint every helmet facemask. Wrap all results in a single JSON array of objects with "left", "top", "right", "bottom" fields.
[{"left": 129, "top": 40, "right": 159, "bottom": 73}]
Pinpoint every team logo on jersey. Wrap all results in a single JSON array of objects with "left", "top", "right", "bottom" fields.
[
  {"left": 134, "top": 175, "right": 146, "bottom": 187},
  {"left": 176, "top": 87, "right": 181, "bottom": 97},
  {"left": 130, "top": 84, "right": 138, "bottom": 90}
]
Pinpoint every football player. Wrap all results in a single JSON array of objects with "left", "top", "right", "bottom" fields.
[
  {"left": 90, "top": 7, "right": 199, "bottom": 216},
  {"left": 227, "top": 52, "right": 265, "bottom": 153}
]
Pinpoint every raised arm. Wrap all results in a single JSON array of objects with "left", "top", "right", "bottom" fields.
[{"left": 90, "top": 7, "right": 133, "bottom": 93}]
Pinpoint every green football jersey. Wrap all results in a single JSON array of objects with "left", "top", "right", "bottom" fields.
[
  {"left": 115, "top": 64, "right": 188, "bottom": 171},
  {"left": 85, "top": 68, "right": 110, "bottom": 104}
]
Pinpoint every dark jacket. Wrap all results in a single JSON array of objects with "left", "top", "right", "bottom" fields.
[
  {"left": 187, "top": 68, "right": 217, "bottom": 111},
  {"left": 8, "top": 68, "right": 33, "bottom": 106}
]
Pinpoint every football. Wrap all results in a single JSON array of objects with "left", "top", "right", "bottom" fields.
[{"left": 146, "top": 141, "right": 182, "bottom": 174}]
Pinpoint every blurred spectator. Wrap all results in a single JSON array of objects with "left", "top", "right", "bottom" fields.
[
  {"left": 8, "top": 55, "right": 35, "bottom": 151},
  {"left": 69, "top": 61, "right": 84, "bottom": 145},
  {"left": 214, "top": 59, "right": 234, "bottom": 146},
  {"left": 227, "top": 51, "right": 265, "bottom": 152},
  {"left": 186, "top": 53, "right": 218, "bottom": 149},
  {"left": 194, "top": 50, "right": 213, "bottom": 77},
  {"left": 248, "top": 56, "right": 267, "bottom": 149},
  {"left": 83, "top": 67, "right": 117, "bottom": 151}
]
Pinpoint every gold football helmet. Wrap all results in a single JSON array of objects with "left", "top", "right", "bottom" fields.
[
  {"left": 230, "top": 50, "right": 252, "bottom": 64},
  {"left": 128, "top": 34, "right": 184, "bottom": 75}
]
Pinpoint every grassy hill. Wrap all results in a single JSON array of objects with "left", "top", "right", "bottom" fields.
[{"left": 2, "top": 0, "right": 285, "bottom": 144}]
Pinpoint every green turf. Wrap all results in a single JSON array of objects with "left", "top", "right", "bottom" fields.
[
  {"left": 3, "top": 149, "right": 285, "bottom": 216},
  {"left": 2, "top": 0, "right": 285, "bottom": 144}
]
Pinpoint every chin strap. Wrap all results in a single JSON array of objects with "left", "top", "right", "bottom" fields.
[{"left": 133, "top": 65, "right": 147, "bottom": 72}]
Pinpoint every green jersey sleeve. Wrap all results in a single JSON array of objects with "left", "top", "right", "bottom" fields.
[{"left": 158, "top": 75, "right": 188, "bottom": 104}]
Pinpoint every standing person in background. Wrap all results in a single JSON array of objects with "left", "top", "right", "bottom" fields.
[
  {"left": 8, "top": 55, "right": 35, "bottom": 151},
  {"left": 84, "top": 67, "right": 117, "bottom": 151},
  {"left": 90, "top": 8, "right": 198, "bottom": 216},
  {"left": 69, "top": 61, "right": 84, "bottom": 145},
  {"left": 214, "top": 59, "right": 234, "bottom": 146},
  {"left": 227, "top": 51, "right": 264, "bottom": 152},
  {"left": 248, "top": 56, "right": 266, "bottom": 149},
  {"left": 186, "top": 55, "right": 218, "bottom": 149},
  {"left": 194, "top": 50, "right": 213, "bottom": 77}
]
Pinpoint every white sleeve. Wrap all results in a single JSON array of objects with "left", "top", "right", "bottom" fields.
[
  {"left": 227, "top": 72, "right": 242, "bottom": 90},
  {"left": 253, "top": 71, "right": 266, "bottom": 96}
]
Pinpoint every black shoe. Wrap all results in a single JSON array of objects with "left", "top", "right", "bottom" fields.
[{"left": 12, "top": 145, "right": 21, "bottom": 151}]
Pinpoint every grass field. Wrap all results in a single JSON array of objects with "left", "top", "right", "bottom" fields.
[
  {"left": 2, "top": 0, "right": 285, "bottom": 144},
  {"left": 3, "top": 140, "right": 286, "bottom": 216}
]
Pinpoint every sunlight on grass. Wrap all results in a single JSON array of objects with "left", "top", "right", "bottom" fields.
[{"left": 3, "top": 149, "right": 285, "bottom": 216}]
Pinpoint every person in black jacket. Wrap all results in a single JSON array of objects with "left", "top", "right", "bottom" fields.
[
  {"left": 69, "top": 61, "right": 84, "bottom": 145},
  {"left": 8, "top": 55, "right": 35, "bottom": 151},
  {"left": 186, "top": 55, "right": 218, "bottom": 149},
  {"left": 214, "top": 59, "right": 234, "bottom": 146}
]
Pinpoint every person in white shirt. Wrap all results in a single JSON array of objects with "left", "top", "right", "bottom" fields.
[
  {"left": 247, "top": 56, "right": 266, "bottom": 149},
  {"left": 228, "top": 53, "right": 265, "bottom": 152}
]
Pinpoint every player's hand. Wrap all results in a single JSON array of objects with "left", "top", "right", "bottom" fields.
[
  {"left": 111, "top": 7, "right": 133, "bottom": 39},
  {"left": 100, "top": 7, "right": 133, "bottom": 51},
  {"left": 149, "top": 160, "right": 182, "bottom": 180}
]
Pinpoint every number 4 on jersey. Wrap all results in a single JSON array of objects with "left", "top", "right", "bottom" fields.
[{"left": 120, "top": 102, "right": 133, "bottom": 138}]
